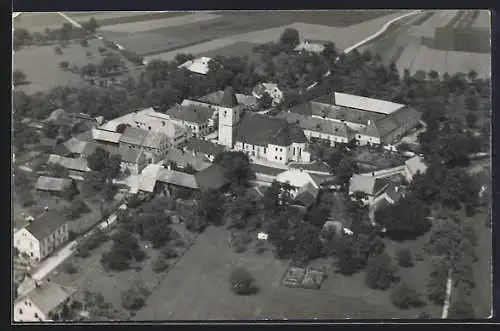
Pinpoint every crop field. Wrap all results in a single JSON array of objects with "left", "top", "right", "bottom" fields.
[
  {"left": 133, "top": 226, "right": 409, "bottom": 320},
  {"left": 65, "top": 11, "right": 191, "bottom": 26},
  {"left": 142, "top": 11, "right": 412, "bottom": 62},
  {"left": 13, "top": 38, "right": 136, "bottom": 95},
  {"left": 197, "top": 42, "right": 260, "bottom": 58},
  {"left": 14, "top": 12, "right": 70, "bottom": 32}
]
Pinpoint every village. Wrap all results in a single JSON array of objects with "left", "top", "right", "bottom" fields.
[{"left": 12, "top": 11, "right": 491, "bottom": 321}]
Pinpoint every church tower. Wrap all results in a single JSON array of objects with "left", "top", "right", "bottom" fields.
[{"left": 218, "top": 87, "right": 241, "bottom": 148}]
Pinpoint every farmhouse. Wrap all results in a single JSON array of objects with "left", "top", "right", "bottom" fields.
[
  {"left": 166, "top": 101, "right": 216, "bottom": 139},
  {"left": 403, "top": 155, "right": 428, "bottom": 182},
  {"left": 119, "top": 126, "right": 169, "bottom": 163},
  {"left": 13, "top": 280, "right": 76, "bottom": 322},
  {"left": 165, "top": 148, "right": 212, "bottom": 172},
  {"left": 275, "top": 169, "right": 325, "bottom": 208},
  {"left": 98, "top": 108, "right": 188, "bottom": 147},
  {"left": 348, "top": 174, "right": 391, "bottom": 205},
  {"left": 294, "top": 40, "right": 326, "bottom": 54},
  {"left": 47, "top": 154, "right": 90, "bottom": 178},
  {"left": 184, "top": 139, "right": 225, "bottom": 162},
  {"left": 13, "top": 210, "right": 69, "bottom": 261},
  {"left": 35, "top": 176, "right": 71, "bottom": 194},
  {"left": 277, "top": 111, "right": 354, "bottom": 146},
  {"left": 290, "top": 92, "right": 421, "bottom": 146},
  {"left": 119, "top": 146, "right": 148, "bottom": 174},
  {"left": 252, "top": 83, "right": 284, "bottom": 106},
  {"left": 178, "top": 56, "right": 212, "bottom": 75}
]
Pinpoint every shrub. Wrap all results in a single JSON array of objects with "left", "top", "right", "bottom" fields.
[
  {"left": 462, "top": 223, "right": 478, "bottom": 246},
  {"left": 396, "top": 248, "right": 414, "bottom": 267},
  {"left": 449, "top": 298, "right": 475, "bottom": 319},
  {"left": 390, "top": 281, "right": 425, "bottom": 309},
  {"left": 365, "top": 253, "right": 398, "bottom": 290},
  {"left": 62, "top": 261, "right": 78, "bottom": 274},
  {"left": 173, "top": 238, "right": 185, "bottom": 247},
  {"left": 121, "top": 286, "right": 148, "bottom": 311},
  {"left": 75, "top": 245, "right": 91, "bottom": 258},
  {"left": 230, "top": 267, "right": 257, "bottom": 295},
  {"left": 152, "top": 255, "right": 169, "bottom": 273},
  {"left": 161, "top": 246, "right": 178, "bottom": 259}
]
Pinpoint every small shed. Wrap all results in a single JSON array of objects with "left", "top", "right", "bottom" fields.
[{"left": 35, "top": 176, "right": 71, "bottom": 193}]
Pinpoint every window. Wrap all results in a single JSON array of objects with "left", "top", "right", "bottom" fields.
[
  {"left": 18, "top": 309, "right": 23, "bottom": 314},
  {"left": 279, "top": 157, "right": 282, "bottom": 161},
  {"left": 34, "top": 313, "right": 39, "bottom": 318},
  {"left": 162, "top": 121, "right": 165, "bottom": 126},
  {"left": 280, "top": 148, "right": 283, "bottom": 152},
  {"left": 275, "top": 156, "right": 277, "bottom": 160},
  {"left": 148, "top": 126, "right": 151, "bottom": 130},
  {"left": 264, "top": 148, "right": 267, "bottom": 154},
  {"left": 275, "top": 147, "right": 278, "bottom": 151},
  {"left": 25, "top": 301, "right": 28, "bottom": 306},
  {"left": 224, "top": 111, "right": 227, "bottom": 117}
]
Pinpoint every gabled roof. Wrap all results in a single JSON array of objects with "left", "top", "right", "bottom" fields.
[
  {"left": 364, "top": 106, "right": 422, "bottom": 140},
  {"left": 165, "top": 148, "right": 212, "bottom": 172},
  {"left": 119, "top": 147, "right": 145, "bottom": 164},
  {"left": 21, "top": 281, "right": 76, "bottom": 316},
  {"left": 35, "top": 176, "right": 71, "bottom": 192},
  {"left": 276, "top": 169, "right": 320, "bottom": 189},
  {"left": 295, "top": 182, "right": 320, "bottom": 208},
  {"left": 47, "top": 154, "right": 90, "bottom": 172},
  {"left": 92, "top": 129, "right": 122, "bottom": 144},
  {"left": 323, "top": 92, "right": 405, "bottom": 115},
  {"left": 24, "top": 210, "right": 68, "bottom": 241},
  {"left": 138, "top": 164, "right": 162, "bottom": 193},
  {"left": 157, "top": 168, "right": 199, "bottom": 190},
  {"left": 277, "top": 112, "right": 352, "bottom": 138},
  {"left": 405, "top": 156, "right": 428, "bottom": 176},
  {"left": 53, "top": 138, "right": 88, "bottom": 155},
  {"left": 178, "top": 57, "right": 212, "bottom": 75},
  {"left": 294, "top": 41, "right": 325, "bottom": 53},
  {"left": 349, "top": 174, "right": 389, "bottom": 196},
  {"left": 167, "top": 102, "right": 214, "bottom": 124},
  {"left": 235, "top": 113, "right": 307, "bottom": 147},
  {"left": 194, "top": 164, "right": 229, "bottom": 191},
  {"left": 120, "top": 127, "right": 166, "bottom": 149},
  {"left": 185, "top": 139, "right": 225, "bottom": 157},
  {"left": 197, "top": 90, "right": 258, "bottom": 108}
]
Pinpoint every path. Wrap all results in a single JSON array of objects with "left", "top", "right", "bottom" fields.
[{"left": 441, "top": 268, "right": 453, "bottom": 319}]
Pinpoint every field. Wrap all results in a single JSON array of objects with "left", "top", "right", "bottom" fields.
[
  {"left": 133, "top": 226, "right": 409, "bottom": 320},
  {"left": 359, "top": 10, "right": 491, "bottom": 78},
  {"left": 14, "top": 12, "right": 69, "bottom": 32},
  {"left": 13, "top": 38, "right": 136, "bottom": 94}
]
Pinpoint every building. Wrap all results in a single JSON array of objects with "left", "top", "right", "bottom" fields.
[
  {"left": 290, "top": 92, "right": 421, "bottom": 146},
  {"left": 164, "top": 148, "right": 212, "bottom": 172},
  {"left": 403, "top": 155, "right": 428, "bottom": 182},
  {"left": 14, "top": 280, "right": 76, "bottom": 322},
  {"left": 348, "top": 174, "right": 391, "bottom": 205},
  {"left": 276, "top": 169, "right": 324, "bottom": 208},
  {"left": 294, "top": 40, "right": 326, "bottom": 54},
  {"left": 34, "top": 176, "right": 71, "bottom": 194},
  {"left": 177, "top": 56, "right": 212, "bottom": 75},
  {"left": 119, "top": 127, "right": 169, "bottom": 164},
  {"left": 184, "top": 139, "right": 225, "bottom": 162},
  {"left": 166, "top": 101, "right": 216, "bottom": 139},
  {"left": 47, "top": 154, "right": 90, "bottom": 179},
  {"left": 252, "top": 83, "right": 284, "bottom": 106},
  {"left": 198, "top": 90, "right": 258, "bottom": 109},
  {"left": 119, "top": 147, "right": 148, "bottom": 174},
  {"left": 13, "top": 210, "right": 69, "bottom": 261},
  {"left": 277, "top": 112, "right": 354, "bottom": 146}
]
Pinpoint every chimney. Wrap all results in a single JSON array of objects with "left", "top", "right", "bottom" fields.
[
  {"left": 35, "top": 281, "right": 41, "bottom": 288},
  {"left": 372, "top": 172, "right": 375, "bottom": 177}
]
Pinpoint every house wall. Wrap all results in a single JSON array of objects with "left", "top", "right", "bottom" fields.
[
  {"left": 13, "top": 298, "right": 46, "bottom": 322},
  {"left": 14, "top": 229, "right": 40, "bottom": 261},
  {"left": 39, "top": 223, "right": 69, "bottom": 260},
  {"left": 303, "top": 129, "right": 350, "bottom": 146},
  {"left": 311, "top": 116, "right": 367, "bottom": 131},
  {"left": 218, "top": 107, "right": 241, "bottom": 147},
  {"left": 266, "top": 144, "right": 290, "bottom": 164},
  {"left": 382, "top": 119, "right": 420, "bottom": 145},
  {"left": 355, "top": 133, "right": 382, "bottom": 146}
]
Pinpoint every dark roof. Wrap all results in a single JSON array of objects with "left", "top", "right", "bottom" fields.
[
  {"left": 385, "top": 184, "right": 403, "bottom": 203},
  {"left": 295, "top": 182, "right": 319, "bottom": 208},
  {"left": 278, "top": 112, "right": 352, "bottom": 138},
  {"left": 364, "top": 106, "right": 421, "bottom": 141},
  {"left": 35, "top": 176, "right": 71, "bottom": 192},
  {"left": 25, "top": 210, "right": 68, "bottom": 240},
  {"left": 249, "top": 163, "right": 283, "bottom": 176},
  {"left": 166, "top": 104, "right": 214, "bottom": 124},
  {"left": 120, "top": 127, "right": 149, "bottom": 146},
  {"left": 195, "top": 164, "right": 229, "bottom": 191},
  {"left": 119, "top": 147, "right": 144, "bottom": 163},
  {"left": 221, "top": 87, "right": 238, "bottom": 107},
  {"left": 235, "top": 113, "right": 307, "bottom": 146},
  {"left": 185, "top": 139, "right": 225, "bottom": 157}
]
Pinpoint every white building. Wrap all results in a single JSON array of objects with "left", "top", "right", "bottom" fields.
[
  {"left": 252, "top": 83, "right": 284, "bottom": 106},
  {"left": 177, "top": 57, "right": 212, "bottom": 75},
  {"left": 13, "top": 210, "right": 69, "bottom": 261},
  {"left": 403, "top": 155, "right": 428, "bottom": 182},
  {"left": 14, "top": 279, "right": 76, "bottom": 322}
]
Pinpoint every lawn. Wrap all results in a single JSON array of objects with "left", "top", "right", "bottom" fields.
[
  {"left": 133, "top": 226, "right": 409, "bottom": 320},
  {"left": 13, "top": 38, "right": 138, "bottom": 95},
  {"left": 47, "top": 222, "right": 196, "bottom": 320}
]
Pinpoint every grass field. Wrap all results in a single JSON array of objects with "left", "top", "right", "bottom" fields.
[
  {"left": 133, "top": 226, "right": 410, "bottom": 320},
  {"left": 66, "top": 11, "right": 191, "bottom": 27},
  {"left": 13, "top": 38, "right": 136, "bottom": 94},
  {"left": 14, "top": 12, "right": 69, "bottom": 32}
]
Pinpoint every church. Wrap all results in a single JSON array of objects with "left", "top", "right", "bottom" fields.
[{"left": 217, "top": 87, "right": 311, "bottom": 165}]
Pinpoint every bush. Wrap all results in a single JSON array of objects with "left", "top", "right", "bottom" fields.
[
  {"left": 390, "top": 281, "right": 425, "bottom": 309},
  {"left": 365, "top": 253, "right": 398, "bottom": 290},
  {"left": 161, "top": 246, "right": 178, "bottom": 259},
  {"left": 396, "top": 248, "right": 414, "bottom": 267},
  {"left": 449, "top": 298, "right": 475, "bottom": 319},
  {"left": 152, "top": 255, "right": 169, "bottom": 273},
  {"left": 121, "top": 287, "right": 148, "bottom": 311},
  {"left": 230, "top": 267, "right": 257, "bottom": 295},
  {"left": 173, "top": 238, "right": 185, "bottom": 247},
  {"left": 75, "top": 245, "right": 91, "bottom": 258},
  {"left": 462, "top": 223, "right": 478, "bottom": 246},
  {"left": 62, "top": 261, "right": 78, "bottom": 274}
]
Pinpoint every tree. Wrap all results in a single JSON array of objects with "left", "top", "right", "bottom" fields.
[
  {"left": 449, "top": 296, "right": 475, "bottom": 319},
  {"left": 87, "top": 147, "right": 110, "bottom": 172},
  {"left": 121, "top": 283, "right": 150, "bottom": 311},
  {"left": 365, "top": 253, "right": 398, "bottom": 290},
  {"left": 43, "top": 121, "right": 61, "bottom": 139},
  {"left": 465, "top": 112, "right": 477, "bottom": 128},
  {"left": 13, "top": 70, "right": 27, "bottom": 86},
  {"left": 59, "top": 61, "right": 70, "bottom": 70},
  {"left": 115, "top": 123, "right": 130, "bottom": 133},
  {"left": 54, "top": 46, "right": 63, "bottom": 55},
  {"left": 103, "top": 154, "right": 122, "bottom": 179},
  {"left": 280, "top": 28, "right": 300, "bottom": 48},
  {"left": 83, "top": 17, "right": 99, "bottom": 34},
  {"left": 80, "top": 38, "right": 89, "bottom": 47},
  {"left": 62, "top": 261, "right": 78, "bottom": 274},
  {"left": 321, "top": 42, "right": 337, "bottom": 61},
  {"left": 396, "top": 248, "right": 414, "bottom": 268},
  {"left": 198, "top": 190, "right": 225, "bottom": 226},
  {"left": 427, "top": 256, "right": 448, "bottom": 305},
  {"left": 230, "top": 267, "right": 257, "bottom": 295},
  {"left": 80, "top": 63, "right": 97, "bottom": 78},
  {"left": 375, "top": 197, "right": 430, "bottom": 240},
  {"left": 390, "top": 281, "right": 425, "bottom": 309},
  {"left": 175, "top": 53, "right": 195, "bottom": 65},
  {"left": 214, "top": 151, "right": 254, "bottom": 187},
  {"left": 65, "top": 199, "right": 90, "bottom": 220},
  {"left": 63, "top": 179, "right": 79, "bottom": 201},
  {"left": 257, "top": 91, "right": 274, "bottom": 109},
  {"left": 152, "top": 254, "right": 169, "bottom": 272},
  {"left": 336, "top": 156, "right": 358, "bottom": 185}
]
